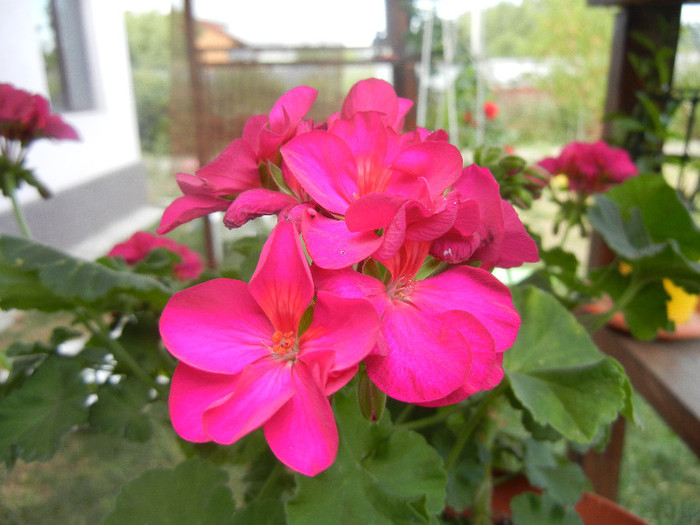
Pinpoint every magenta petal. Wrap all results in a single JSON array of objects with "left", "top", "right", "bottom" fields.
[
  {"left": 223, "top": 188, "right": 298, "bottom": 228},
  {"left": 301, "top": 209, "right": 382, "bottom": 269},
  {"left": 404, "top": 196, "right": 459, "bottom": 242},
  {"left": 312, "top": 265, "right": 390, "bottom": 316},
  {"left": 281, "top": 130, "right": 358, "bottom": 215},
  {"left": 160, "top": 278, "right": 272, "bottom": 374},
  {"left": 488, "top": 202, "right": 539, "bottom": 269},
  {"left": 157, "top": 194, "right": 230, "bottom": 234},
  {"left": 249, "top": 221, "right": 313, "bottom": 331},
  {"left": 412, "top": 266, "right": 520, "bottom": 352},
  {"left": 341, "top": 78, "right": 400, "bottom": 124},
  {"left": 264, "top": 362, "right": 337, "bottom": 476},
  {"left": 390, "top": 141, "right": 463, "bottom": 199},
  {"left": 300, "top": 291, "right": 379, "bottom": 372},
  {"left": 203, "top": 357, "right": 295, "bottom": 445},
  {"left": 366, "top": 307, "right": 476, "bottom": 403},
  {"left": 196, "top": 138, "right": 260, "bottom": 193},
  {"left": 268, "top": 85, "right": 318, "bottom": 134},
  {"left": 344, "top": 193, "right": 407, "bottom": 232},
  {"left": 418, "top": 354, "right": 504, "bottom": 407},
  {"left": 168, "top": 363, "right": 238, "bottom": 442}
]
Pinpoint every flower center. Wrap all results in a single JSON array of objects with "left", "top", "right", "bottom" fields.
[
  {"left": 270, "top": 330, "right": 297, "bottom": 357},
  {"left": 386, "top": 277, "right": 416, "bottom": 303}
]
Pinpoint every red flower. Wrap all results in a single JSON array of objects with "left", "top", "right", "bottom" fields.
[
  {"left": 537, "top": 141, "right": 638, "bottom": 195},
  {"left": 0, "top": 83, "right": 78, "bottom": 146},
  {"left": 108, "top": 231, "right": 204, "bottom": 281},
  {"left": 483, "top": 101, "right": 499, "bottom": 121}
]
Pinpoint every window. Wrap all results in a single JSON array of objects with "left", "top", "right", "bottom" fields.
[{"left": 33, "top": 0, "right": 95, "bottom": 111}]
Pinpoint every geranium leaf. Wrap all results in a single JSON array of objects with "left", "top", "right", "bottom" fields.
[
  {"left": 504, "top": 286, "right": 630, "bottom": 443},
  {"left": 0, "top": 235, "right": 171, "bottom": 312},
  {"left": 0, "top": 356, "right": 89, "bottom": 466},
  {"left": 101, "top": 457, "right": 235, "bottom": 525},
  {"left": 88, "top": 378, "right": 153, "bottom": 442},
  {"left": 510, "top": 492, "right": 583, "bottom": 525},
  {"left": 523, "top": 439, "right": 587, "bottom": 505},
  {"left": 285, "top": 386, "right": 446, "bottom": 525}
]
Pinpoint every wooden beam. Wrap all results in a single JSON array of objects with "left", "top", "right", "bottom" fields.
[{"left": 385, "top": 0, "right": 418, "bottom": 130}]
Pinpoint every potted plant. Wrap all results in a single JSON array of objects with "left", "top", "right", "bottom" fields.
[{"left": 3, "top": 79, "right": 692, "bottom": 524}]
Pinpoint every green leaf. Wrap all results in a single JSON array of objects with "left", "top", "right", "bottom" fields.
[
  {"left": 88, "top": 378, "right": 153, "bottom": 442},
  {"left": 101, "top": 457, "right": 236, "bottom": 525},
  {"left": 285, "top": 386, "right": 446, "bottom": 525},
  {"left": 523, "top": 439, "right": 587, "bottom": 505},
  {"left": 505, "top": 286, "right": 630, "bottom": 443},
  {"left": 232, "top": 499, "right": 287, "bottom": 525},
  {"left": 0, "top": 235, "right": 172, "bottom": 312},
  {"left": 0, "top": 356, "right": 89, "bottom": 466},
  {"left": 510, "top": 492, "right": 583, "bottom": 525}
]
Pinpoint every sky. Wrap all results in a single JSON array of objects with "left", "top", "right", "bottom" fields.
[
  {"left": 121, "top": 0, "right": 700, "bottom": 46},
  {"left": 120, "top": 0, "right": 520, "bottom": 47}
]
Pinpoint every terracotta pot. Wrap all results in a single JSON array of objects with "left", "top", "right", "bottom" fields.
[
  {"left": 491, "top": 476, "right": 651, "bottom": 525},
  {"left": 448, "top": 475, "right": 650, "bottom": 524}
]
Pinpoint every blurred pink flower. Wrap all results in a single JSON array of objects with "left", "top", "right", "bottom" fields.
[
  {"left": 0, "top": 83, "right": 78, "bottom": 146},
  {"left": 107, "top": 231, "right": 203, "bottom": 281},
  {"left": 538, "top": 140, "right": 638, "bottom": 195},
  {"left": 160, "top": 222, "right": 379, "bottom": 476}
]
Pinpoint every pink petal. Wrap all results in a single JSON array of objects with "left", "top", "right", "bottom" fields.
[
  {"left": 168, "top": 363, "right": 238, "bottom": 442},
  {"left": 344, "top": 193, "right": 407, "bottom": 232},
  {"left": 264, "top": 361, "right": 338, "bottom": 476},
  {"left": 223, "top": 188, "right": 298, "bottom": 228},
  {"left": 311, "top": 265, "right": 390, "bottom": 317},
  {"left": 281, "top": 130, "right": 359, "bottom": 215},
  {"left": 160, "top": 278, "right": 272, "bottom": 374},
  {"left": 157, "top": 194, "right": 231, "bottom": 235},
  {"left": 390, "top": 141, "right": 463, "bottom": 200},
  {"left": 301, "top": 208, "right": 382, "bottom": 269},
  {"left": 203, "top": 357, "right": 296, "bottom": 445},
  {"left": 366, "top": 307, "right": 480, "bottom": 403},
  {"left": 299, "top": 291, "right": 379, "bottom": 372},
  {"left": 196, "top": 138, "right": 260, "bottom": 193},
  {"left": 486, "top": 201, "right": 539, "bottom": 270},
  {"left": 341, "top": 78, "right": 401, "bottom": 124},
  {"left": 412, "top": 266, "right": 520, "bottom": 352},
  {"left": 248, "top": 221, "right": 314, "bottom": 331},
  {"left": 268, "top": 85, "right": 318, "bottom": 134}
]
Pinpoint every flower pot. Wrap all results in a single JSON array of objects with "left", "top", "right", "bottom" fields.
[
  {"left": 491, "top": 476, "right": 651, "bottom": 525},
  {"left": 448, "top": 475, "right": 650, "bottom": 525}
]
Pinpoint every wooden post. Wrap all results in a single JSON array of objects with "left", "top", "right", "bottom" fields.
[
  {"left": 183, "top": 0, "right": 217, "bottom": 269},
  {"left": 385, "top": 0, "right": 418, "bottom": 130}
]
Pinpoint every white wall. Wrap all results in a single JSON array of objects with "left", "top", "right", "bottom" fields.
[{"left": 0, "top": 0, "right": 142, "bottom": 212}]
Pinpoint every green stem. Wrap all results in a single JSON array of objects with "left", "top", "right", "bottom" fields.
[
  {"left": 78, "top": 311, "right": 163, "bottom": 394},
  {"left": 8, "top": 183, "right": 32, "bottom": 238},
  {"left": 256, "top": 460, "right": 285, "bottom": 501},
  {"left": 393, "top": 403, "right": 464, "bottom": 432},
  {"left": 445, "top": 382, "right": 505, "bottom": 471},
  {"left": 585, "top": 277, "right": 646, "bottom": 334}
]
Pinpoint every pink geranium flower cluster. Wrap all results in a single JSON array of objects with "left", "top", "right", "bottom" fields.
[
  {"left": 158, "top": 79, "right": 538, "bottom": 476},
  {"left": 538, "top": 140, "right": 638, "bottom": 195},
  {"left": 107, "top": 231, "right": 204, "bottom": 281},
  {"left": 0, "top": 83, "right": 78, "bottom": 147}
]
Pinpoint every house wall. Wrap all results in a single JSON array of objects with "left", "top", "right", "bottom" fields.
[{"left": 0, "top": 0, "right": 153, "bottom": 256}]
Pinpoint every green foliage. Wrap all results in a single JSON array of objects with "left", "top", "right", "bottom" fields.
[
  {"left": 505, "top": 286, "right": 632, "bottom": 443},
  {"left": 285, "top": 386, "right": 447, "bottom": 525},
  {"left": 0, "top": 356, "right": 89, "bottom": 467},
  {"left": 101, "top": 457, "right": 236, "bottom": 525}
]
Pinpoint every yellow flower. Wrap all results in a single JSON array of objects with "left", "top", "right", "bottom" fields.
[{"left": 663, "top": 279, "right": 698, "bottom": 325}]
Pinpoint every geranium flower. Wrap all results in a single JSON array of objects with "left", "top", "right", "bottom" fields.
[
  {"left": 312, "top": 240, "right": 520, "bottom": 405},
  {"left": 0, "top": 83, "right": 78, "bottom": 146},
  {"left": 157, "top": 86, "right": 318, "bottom": 234},
  {"left": 537, "top": 140, "right": 638, "bottom": 195},
  {"left": 430, "top": 164, "right": 539, "bottom": 270},
  {"left": 107, "top": 231, "right": 203, "bottom": 281},
  {"left": 160, "top": 221, "right": 379, "bottom": 476},
  {"left": 282, "top": 111, "right": 463, "bottom": 269}
]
